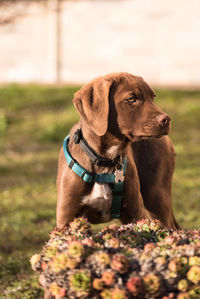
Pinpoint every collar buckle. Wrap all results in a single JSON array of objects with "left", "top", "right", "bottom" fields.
[
  {"left": 73, "top": 129, "right": 82, "bottom": 144},
  {"left": 73, "top": 129, "right": 121, "bottom": 168},
  {"left": 81, "top": 171, "right": 93, "bottom": 183},
  {"left": 95, "top": 156, "right": 120, "bottom": 167}
]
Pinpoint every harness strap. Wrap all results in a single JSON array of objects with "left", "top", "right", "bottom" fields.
[
  {"left": 63, "top": 135, "right": 127, "bottom": 218},
  {"left": 111, "top": 182, "right": 123, "bottom": 218},
  {"left": 73, "top": 129, "right": 122, "bottom": 167}
]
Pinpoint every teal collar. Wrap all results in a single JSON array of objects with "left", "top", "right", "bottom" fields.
[{"left": 63, "top": 135, "right": 127, "bottom": 218}]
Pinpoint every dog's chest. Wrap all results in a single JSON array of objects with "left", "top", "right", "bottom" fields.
[{"left": 81, "top": 183, "right": 113, "bottom": 222}]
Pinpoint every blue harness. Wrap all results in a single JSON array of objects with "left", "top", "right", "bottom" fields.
[{"left": 63, "top": 135, "right": 127, "bottom": 218}]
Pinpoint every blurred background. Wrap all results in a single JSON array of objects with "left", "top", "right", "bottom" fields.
[
  {"left": 0, "top": 0, "right": 200, "bottom": 297},
  {"left": 1, "top": 0, "right": 200, "bottom": 86}
]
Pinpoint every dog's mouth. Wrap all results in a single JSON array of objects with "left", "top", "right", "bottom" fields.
[
  {"left": 127, "top": 130, "right": 168, "bottom": 141},
  {"left": 123, "top": 120, "right": 171, "bottom": 142}
]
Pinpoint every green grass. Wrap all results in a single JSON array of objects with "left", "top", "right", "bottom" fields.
[
  {"left": 155, "top": 89, "right": 200, "bottom": 228},
  {"left": 0, "top": 84, "right": 199, "bottom": 298}
]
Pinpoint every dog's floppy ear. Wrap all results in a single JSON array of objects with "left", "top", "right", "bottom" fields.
[{"left": 73, "top": 78, "right": 112, "bottom": 136}]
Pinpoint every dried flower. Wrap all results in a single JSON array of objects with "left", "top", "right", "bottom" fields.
[
  {"left": 187, "top": 266, "right": 200, "bottom": 284},
  {"left": 69, "top": 269, "right": 91, "bottom": 295},
  {"left": 143, "top": 274, "right": 160, "bottom": 294},
  {"left": 110, "top": 254, "right": 129, "bottom": 274},
  {"left": 126, "top": 276, "right": 143, "bottom": 296},
  {"left": 102, "top": 270, "right": 115, "bottom": 286}
]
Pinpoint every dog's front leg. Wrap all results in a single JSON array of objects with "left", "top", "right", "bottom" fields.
[
  {"left": 56, "top": 194, "right": 80, "bottom": 228},
  {"left": 121, "top": 186, "right": 150, "bottom": 224},
  {"left": 120, "top": 158, "right": 151, "bottom": 224},
  {"left": 56, "top": 170, "right": 90, "bottom": 228}
]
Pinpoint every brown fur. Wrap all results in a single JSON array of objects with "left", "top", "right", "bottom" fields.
[
  {"left": 43, "top": 72, "right": 179, "bottom": 298},
  {"left": 56, "top": 72, "right": 179, "bottom": 229}
]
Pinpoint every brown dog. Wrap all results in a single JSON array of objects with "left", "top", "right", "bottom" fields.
[{"left": 56, "top": 72, "right": 179, "bottom": 230}]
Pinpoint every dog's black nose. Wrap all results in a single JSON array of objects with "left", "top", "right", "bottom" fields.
[{"left": 156, "top": 114, "right": 171, "bottom": 126}]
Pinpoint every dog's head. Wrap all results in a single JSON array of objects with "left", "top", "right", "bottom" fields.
[{"left": 73, "top": 72, "right": 171, "bottom": 141}]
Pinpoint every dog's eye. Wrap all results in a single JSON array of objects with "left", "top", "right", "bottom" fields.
[{"left": 125, "top": 95, "right": 138, "bottom": 104}]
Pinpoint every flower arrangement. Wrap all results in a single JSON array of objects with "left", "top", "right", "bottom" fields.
[{"left": 31, "top": 217, "right": 200, "bottom": 298}]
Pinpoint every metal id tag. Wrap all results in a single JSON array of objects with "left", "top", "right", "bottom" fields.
[{"left": 114, "top": 168, "right": 125, "bottom": 183}]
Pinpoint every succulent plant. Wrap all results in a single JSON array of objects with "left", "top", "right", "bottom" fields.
[
  {"left": 105, "top": 238, "right": 120, "bottom": 248},
  {"left": 189, "top": 256, "right": 200, "bottom": 266},
  {"left": 69, "top": 269, "right": 91, "bottom": 296},
  {"left": 110, "top": 254, "right": 129, "bottom": 274},
  {"left": 126, "top": 276, "right": 143, "bottom": 296},
  {"left": 100, "top": 289, "right": 112, "bottom": 299},
  {"left": 82, "top": 238, "right": 95, "bottom": 247},
  {"left": 143, "top": 273, "right": 161, "bottom": 294},
  {"left": 31, "top": 217, "right": 200, "bottom": 298},
  {"left": 188, "top": 286, "right": 200, "bottom": 298},
  {"left": 144, "top": 242, "right": 155, "bottom": 251},
  {"left": 110, "top": 288, "right": 127, "bottom": 299},
  {"left": 102, "top": 270, "right": 115, "bottom": 286},
  {"left": 69, "top": 216, "right": 91, "bottom": 237},
  {"left": 43, "top": 240, "right": 60, "bottom": 261},
  {"left": 161, "top": 293, "right": 175, "bottom": 299},
  {"left": 176, "top": 292, "right": 190, "bottom": 299},
  {"left": 95, "top": 251, "right": 110, "bottom": 266},
  {"left": 49, "top": 283, "right": 66, "bottom": 297},
  {"left": 187, "top": 266, "right": 200, "bottom": 284},
  {"left": 177, "top": 279, "right": 189, "bottom": 292},
  {"left": 67, "top": 241, "right": 84, "bottom": 259},
  {"left": 168, "top": 257, "right": 188, "bottom": 275},
  {"left": 49, "top": 253, "right": 68, "bottom": 273},
  {"left": 66, "top": 258, "right": 79, "bottom": 270},
  {"left": 30, "top": 254, "right": 41, "bottom": 271},
  {"left": 93, "top": 278, "right": 104, "bottom": 290}
]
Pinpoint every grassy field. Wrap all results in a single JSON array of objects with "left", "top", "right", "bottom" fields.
[{"left": 0, "top": 84, "right": 199, "bottom": 298}]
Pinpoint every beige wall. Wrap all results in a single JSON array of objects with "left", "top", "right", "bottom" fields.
[{"left": 0, "top": 0, "right": 200, "bottom": 86}]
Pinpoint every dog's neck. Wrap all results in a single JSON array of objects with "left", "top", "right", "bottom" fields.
[
  {"left": 81, "top": 125, "right": 127, "bottom": 161},
  {"left": 68, "top": 121, "right": 128, "bottom": 173}
]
